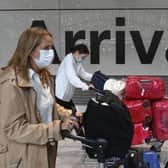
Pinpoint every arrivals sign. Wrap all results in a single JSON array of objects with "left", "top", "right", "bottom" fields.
[{"left": 32, "top": 10, "right": 168, "bottom": 75}]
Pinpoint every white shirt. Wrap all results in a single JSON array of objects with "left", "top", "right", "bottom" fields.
[
  {"left": 55, "top": 53, "right": 93, "bottom": 102},
  {"left": 29, "top": 69, "right": 54, "bottom": 123}
]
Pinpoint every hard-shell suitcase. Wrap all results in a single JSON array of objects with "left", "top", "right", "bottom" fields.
[
  {"left": 132, "top": 123, "right": 151, "bottom": 145},
  {"left": 125, "top": 76, "right": 165, "bottom": 99},
  {"left": 123, "top": 99, "right": 152, "bottom": 124},
  {"left": 91, "top": 71, "right": 109, "bottom": 91},
  {"left": 152, "top": 100, "right": 168, "bottom": 140}
]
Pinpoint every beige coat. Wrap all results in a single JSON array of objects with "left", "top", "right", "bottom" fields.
[{"left": 0, "top": 67, "right": 63, "bottom": 168}]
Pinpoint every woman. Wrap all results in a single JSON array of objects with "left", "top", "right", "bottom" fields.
[
  {"left": 55, "top": 44, "right": 94, "bottom": 116},
  {"left": 0, "top": 27, "right": 77, "bottom": 168}
]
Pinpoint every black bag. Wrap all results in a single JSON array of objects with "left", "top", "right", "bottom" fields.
[
  {"left": 91, "top": 71, "right": 109, "bottom": 91},
  {"left": 83, "top": 98, "right": 134, "bottom": 159}
]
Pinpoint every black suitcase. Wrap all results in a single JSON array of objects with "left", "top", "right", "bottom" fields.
[{"left": 83, "top": 98, "right": 133, "bottom": 159}]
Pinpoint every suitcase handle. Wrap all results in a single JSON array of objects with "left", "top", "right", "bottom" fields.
[
  {"left": 139, "top": 79, "right": 152, "bottom": 83},
  {"left": 162, "top": 114, "right": 168, "bottom": 132},
  {"left": 137, "top": 80, "right": 153, "bottom": 96}
]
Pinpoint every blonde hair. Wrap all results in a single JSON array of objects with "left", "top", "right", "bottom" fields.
[{"left": 8, "top": 27, "right": 52, "bottom": 82}]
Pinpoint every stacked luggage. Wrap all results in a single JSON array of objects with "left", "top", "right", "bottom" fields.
[
  {"left": 123, "top": 76, "right": 167, "bottom": 168},
  {"left": 89, "top": 71, "right": 167, "bottom": 167},
  {"left": 123, "top": 76, "right": 167, "bottom": 143},
  {"left": 91, "top": 72, "right": 168, "bottom": 144}
]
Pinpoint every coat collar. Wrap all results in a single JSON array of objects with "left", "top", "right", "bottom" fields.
[
  {"left": 15, "top": 68, "right": 33, "bottom": 88},
  {"left": 0, "top": 66, "right": 32, "bottom": 88}
]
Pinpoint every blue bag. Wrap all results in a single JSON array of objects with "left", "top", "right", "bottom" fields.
[
  {"left": 91, "top": 71, "right": 109, "bottom": 91},
  {"left": 143, "top": 151, "right": 160, "bottom": 168}
]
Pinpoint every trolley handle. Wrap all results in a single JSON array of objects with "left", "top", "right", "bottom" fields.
[
  {"left": 61, "top": 130, "right": 107, "bottom": 148},
  {"left": 89, "top": 87, "right": 105, "bottom": 95},
  {"left": 61, "top": 130, "right": 108, "bottom": 163}
]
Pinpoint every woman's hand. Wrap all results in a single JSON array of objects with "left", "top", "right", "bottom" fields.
[
  {"left": 88, "top": 84, "right": 95, "bottom": 89},
  {"left": 75, "top": 111, "right": 83, "bottom": 123},
  {"left": 60, "top": 116, "right": 79, "bottom": 132}
]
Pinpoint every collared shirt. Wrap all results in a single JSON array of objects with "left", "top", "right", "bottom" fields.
[
  {"left": 55, "top": 53, "right": 93, "bottom": 102},
  {"left": 29, "top": 69, "right": 54, "bottom": 123}
]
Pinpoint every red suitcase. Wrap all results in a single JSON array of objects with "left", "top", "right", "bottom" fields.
[
  {"left": 132, "top": 123, "right": 151, "bottom": 145},
  {"left": 125, "top": 76, "right": 165, "bottom": 99},
  {"left": 152, "top": 100, "right": 168, "bottom": 140},
  {"left": 123, "top": 99, "right": 152, "bottom": 124}
]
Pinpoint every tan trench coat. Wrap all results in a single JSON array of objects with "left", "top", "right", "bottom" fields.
[{"left": 0, "top": 67, "right": 63, "bottom": 168}]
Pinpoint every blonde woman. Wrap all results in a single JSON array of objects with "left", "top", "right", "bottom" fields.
[{"left": 0, "top": 27, "right": 78, "bottom": 168}]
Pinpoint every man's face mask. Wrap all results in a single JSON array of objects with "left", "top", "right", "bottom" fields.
[{"left": 33, "top": 49, "right": 54, "bottom": 69}]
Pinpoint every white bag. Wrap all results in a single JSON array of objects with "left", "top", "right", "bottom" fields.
[{"left": 103, "top": 78, "right": 126, "bottom": 98}]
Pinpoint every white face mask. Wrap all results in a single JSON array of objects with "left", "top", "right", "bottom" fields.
[
  {"left": 75, "top": 57, "right": 83, "bottom": 64},
  {"left": 33, "top": 49, "right": 54, "bottom": 69}
]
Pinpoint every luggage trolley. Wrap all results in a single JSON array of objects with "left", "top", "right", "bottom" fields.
[
  {"left": 62, "top": 86, "right": 133, "bottom": 168},
  {"left": 62, "top": 72, "right": 163, "bottom": 168}
]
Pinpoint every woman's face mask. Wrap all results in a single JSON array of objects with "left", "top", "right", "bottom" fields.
[
  {"left": 75, "top": 53, "right": 88, "bottom": 64},
  {"left": 33, "top": 49, "right": 54, "bottom": 69},
  {"left": 75, "top": 57, "right": 83, "bottom": 64}
]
